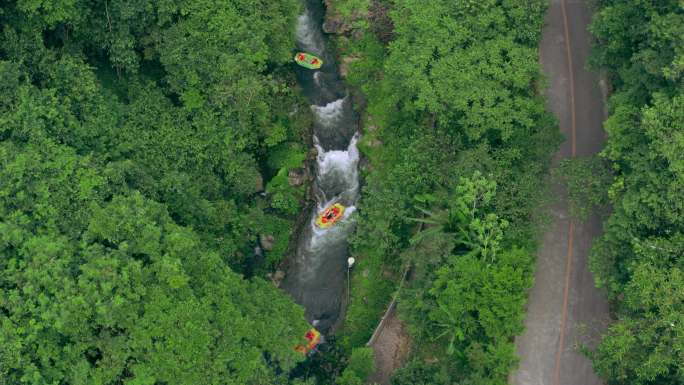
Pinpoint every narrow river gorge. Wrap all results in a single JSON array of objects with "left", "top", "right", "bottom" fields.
[{"left": 281, "top": 0, "right": 360, "bottom": 333}]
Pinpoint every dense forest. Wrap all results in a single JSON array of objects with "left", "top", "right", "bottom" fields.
[
  {"left": 0, "top": 1, "right": 316, "bottom": 384},
  {"left": 5, "top": 0, "right": 680, "bottom": 384},
  {"left": 326, "top": 1, "right": 558, "bottom": 384},
  {"left": 587, "top": 1, "right": 684, "bottom": 384}
]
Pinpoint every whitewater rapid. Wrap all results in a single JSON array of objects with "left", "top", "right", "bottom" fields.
[{"left": 281, "top": 3, "right": 360, "bottom": 332}]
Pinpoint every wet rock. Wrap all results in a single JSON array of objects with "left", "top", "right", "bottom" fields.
[
  {"left": 323, "top": 16, "right": 351, "bottom": 35},
  {"left": 323, "top": 0, "right": 367, "bottom": 35},
  {"left": 351, "top": 28, "right": 364, "bottom": 40},
  {"left": 255, "top": 173, "right": 264, "bottom": 192},
  {"left": 254, "top": 245, "right": 264, "bottom": 257},
  {"left": 272, "top": 270, "right": 286, "bottom": 287},
  {"left": 288, "top": 168, "right": 306, "bottom": 186},
  {"left": 323, "top": 0, "right": 352, "bottom": 34},
  {"left": 260, "top": 234, "right": 275, "bottom": 251},
  {"left": 368, "top": 0, "right": 394, "bottom": 44}
]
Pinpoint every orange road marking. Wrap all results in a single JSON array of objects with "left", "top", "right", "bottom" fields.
[
  {"left": 554, "top": 221, "right": 575, "bottom": 385},
  {"left": 553, "top": 1, "right": 578, "bottom": 385}
]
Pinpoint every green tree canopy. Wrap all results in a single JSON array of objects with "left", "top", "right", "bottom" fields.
[
  {"left": 0, "top": 0, "right": 313, "bottom": 383},
  {"left": 588, "top": 1, "right": 684, "bottom": 384}
]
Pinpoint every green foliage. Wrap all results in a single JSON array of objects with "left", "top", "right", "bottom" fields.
[
  {"left": 267, "top": 142, "right": 308, "bottom": 171},
  {"left": 391, "top": 359, "right": 451, "bottom": 385},
  {"left": 339, "top": 249, "right": 394, "bottom": 349},
  {"left": 0, "top": 156, "right": 310, "bottom": 383},
  {"left": 383, "top": 0, "right": 549, "bottom": 141},
  {"left": 265, "top": 142, "right": 308, "bottom": 216},
  {"left": 0, "top": 1, "right": 313, "bottom": 383},
  {"left": 398, "top": 176, "right": 532, "bottom": 385},
  {"left": 289, "top": 337, "right": 349, "bottom": 385},
  {"left": 391, "top": 359, "right": 449, "bottom": 385},
  {"left": 588, "top": 1, "right": 684, "bottom": 384},
  {"left": 326, "top": 0, "right": 371, "bottom": 31},
  {"left": 336, "top": 347, "right": 375, "bottom": 385},
  {"left": 590, "top": 263, "right": 684, "bottom": 384},
  {"left": 266, "top": 167, "right": 306, "bottom": 215},
  {"left": 0, "top": 0, "right": 311, "bottom": 270},
  {"left": 555, "top": 156, "right": 612, "bottom": 220},
  {"left": 337, "top": 0, "right": 556, "bottom": 382},
  {"left": 254, "top": 213, "right": 296, "bottom": 268},
  {"left": 332, "top": 0, "right": 370, "bottom": 19},
  {"left": 339, "top": 32, "right": 386, "bottom": 92},
  {"left": 589, "top": 0, "right": 683, "bottom": 87}
]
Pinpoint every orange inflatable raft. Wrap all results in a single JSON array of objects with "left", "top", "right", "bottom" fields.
[
  {"left": 315, "top": 203, "right": 345, "bottom": 228},
  {"left": 295, "top": 328, "right": 321, "bottom": 354}
]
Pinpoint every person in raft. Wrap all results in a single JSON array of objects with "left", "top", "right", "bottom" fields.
[
  {"left": 297, "top": 53, "right": 319, "bottom": 66},
  {"left": 321, "top": 206, "right": 339, "bottom": 224}
]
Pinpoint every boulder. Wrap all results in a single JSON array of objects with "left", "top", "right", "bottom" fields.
[
  {"left": 288, "top": 168, "right": 306, "bottom": 186},
  {"left": 323, "top": 0, "right": 352, "bottom": 34},
  {"left": 323, "top": 15, "right": 351, "bottom": 35},
  {"left": 255, "top": 173, "right": 264, "bottom": 192},
  {"left": 272, "top": 270, "right": 286, "bottom": 287},
  {"left": 323, "top": 0, "right": 366, "bottom": 35},
  {"left": 260, "top": 234, "right": 275, "bottom": 251}
]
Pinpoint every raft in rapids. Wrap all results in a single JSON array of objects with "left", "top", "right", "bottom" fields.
[
  {"left": 315, "top": 203, "right": 345, "bottom": 229},
  {"left": 294, "top": 52, "right": 323, "bottom": 69}
]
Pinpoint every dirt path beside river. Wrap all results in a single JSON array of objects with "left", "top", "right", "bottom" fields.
[{"left": 367, "top": 305, "right": 410, "bottom": 385}]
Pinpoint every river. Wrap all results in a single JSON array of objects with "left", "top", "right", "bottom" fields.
[{"left": 281, "top": 0, "right": 360, "bottom": 333}]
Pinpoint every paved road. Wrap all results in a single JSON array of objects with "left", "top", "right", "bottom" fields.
[{"left": 511, "top": 1, "right": 611, "bottom": 385}]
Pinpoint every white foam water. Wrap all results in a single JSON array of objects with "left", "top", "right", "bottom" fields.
[
  {"left": 299, "top": 205, "right": 357, "bottom": 282},
  {"left": 311, "top": 97, "right": 346, "bottom": 129},
  {"left": 310, "top": 205, "right": 357, "bottom": 236},
  {"left": 293, "top": 131, "right": 360, "bottom": 285},
  {"left": 296, "top": 11, "right": 325, "bottom": 55},
  {"left": 314, "top": 133, "right": 360, "bottom": 203},
  {"left": 281, "top": 5, "right": 360, "bottom": 331}
]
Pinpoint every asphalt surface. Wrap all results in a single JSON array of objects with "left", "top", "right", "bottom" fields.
[{"left": 510, "top": 1, "right": 611, "bottom": 385}]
